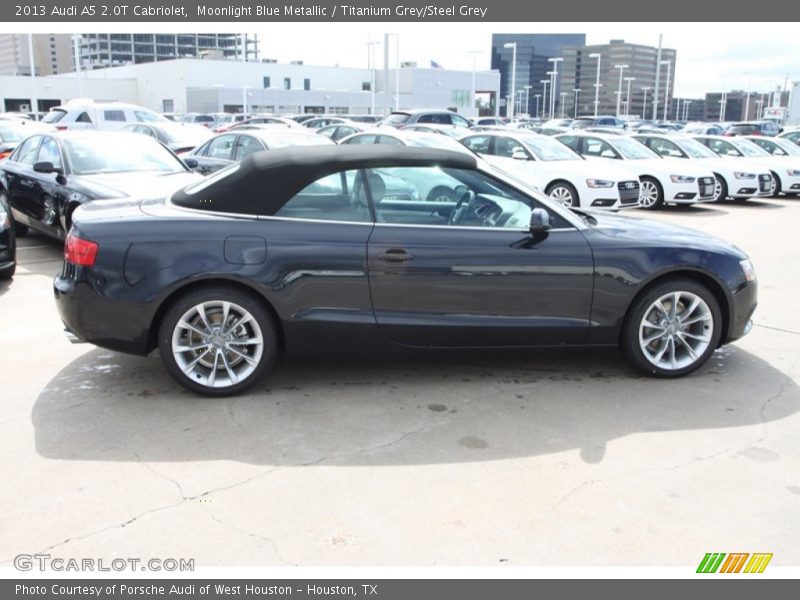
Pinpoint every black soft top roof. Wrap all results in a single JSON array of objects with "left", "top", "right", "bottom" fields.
[{"left": 172, "top": 144, "right": 477, "bottom": 215}]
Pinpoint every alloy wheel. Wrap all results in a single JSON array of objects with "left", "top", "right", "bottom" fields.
[
  {"left": 639, "top": 180, "right": 659, "bottom": 208},
  {"left": 42, "top": 197, "right": 58, "bottom": 226},
  {"left": 549, "top": 186, "right": 574, "bottom": 207}
]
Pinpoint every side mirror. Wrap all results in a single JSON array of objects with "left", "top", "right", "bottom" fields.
[
  {"left": 726, "top": 150, "right": 739, "bottom": 157},
  {"left": 600, "top": 149, "right": 616, "bottom": 158},
  {"left": 183, "top": 158, "right": 199, "bottom": 169},
  {"left": 530, "top": 208, "right": 551, "bottom": 234},
  {"left": 33, "top": 161, "right": 63, "bottom": 175},
  {"left": 670, "top": 150, "right": 684, "bottom": 158},
  {"left": 511, "top": 148, "right": 528, "bottom": 161}
]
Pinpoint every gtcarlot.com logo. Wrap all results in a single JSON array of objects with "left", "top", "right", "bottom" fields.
[
  {"left": 14, "top": 553, "right": 195, "bottom": 572},
  {"left": 697, "top": 552, "right": 773, "bottom": 573}
]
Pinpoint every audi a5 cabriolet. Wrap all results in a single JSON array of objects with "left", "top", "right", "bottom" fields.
[{"left": 54, "top": 146, "right": 758, "bottom": 396}]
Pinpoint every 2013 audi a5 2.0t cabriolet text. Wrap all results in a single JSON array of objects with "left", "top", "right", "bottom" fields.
[{"left": 54, "top": 146, "right": 758, "bottom": 396}]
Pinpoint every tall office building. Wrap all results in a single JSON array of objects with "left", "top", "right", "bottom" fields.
[
  {"left": 491, "top": 34, "right": 586, "bottom": 118},
  {"left": 76, "top": 34, "right": 258, "bottom": 70},
  {"left": 559, "top": 39, "right": 677, "bottom": 119},
  {"left": 0, "top": 34, "right": 73, "bottom": 76}
]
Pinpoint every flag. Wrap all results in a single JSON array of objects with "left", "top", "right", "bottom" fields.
[{"left": 430, "top": 60, "right": 443, "bottom": 69}]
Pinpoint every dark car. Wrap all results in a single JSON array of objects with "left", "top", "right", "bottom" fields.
[
  {"left": 55, "top": 145, "right": 757, "bottom": 396},
  {"left": 724, "top": 121, "right": 781, "bottom": 137},
  {"left": 0, "top": 191, "right": 15, "bottom": 279},
  {"left": 382, "top": 109, "right": 471, "bottom": 129},
  {"left": 570, "top": 116, "right": 626, "bottom": 130},
  {"left": 0, "top": 131, "right": 200, "bottom": 240},
  {"left": 184, "top": 129, "right": 334, "bottom": 175}
]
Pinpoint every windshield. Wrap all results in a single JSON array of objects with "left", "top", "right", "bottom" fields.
[
  {"left": 676, "top": 138, "right": 719, "bottom": 158},
  {"left": 42, "top": 109, "right": 67, "bottom": 124},
  {"left": 770, "top": 138, "right": 800, "bottom": 156},
  {"left": 730, "top": 139, "right": 770, "bottom": 157},
  {"left": 613, "top": 137, "right": 659, "bottom": 159},
  {"left": 518, "top": 135, "right": 580, "bottom": 161},
  {"left": 64, "top": 136, "right": 186, "bottom": 175},
  {"left": 0, "top": 126, "right": 25, "bottom": 143}
]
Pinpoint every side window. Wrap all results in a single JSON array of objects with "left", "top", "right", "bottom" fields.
[
  {"left": 451, "top": 114, "right": 470, "bottom": 128},
  {"left": 205, "top": 135, "right": 237, "bottom": 160},
  {"left": 14, "top": 136, "right": 42, "bottom": 165},
  {"left": 418, "top": 113, "right": 450, "bottom": 124},
  {"left": 235, "top": 136, "right": 265, "bottom": 160},
  {"left": 495, "top": 137, "right": 530, "bottom": 159},
  {"left": 365, "top": 166, "right": 562, "bottom": 230},
  {"left": 343, "top": 134, "right": 377, "bottom": 145},
  {"left": 274, "top": 170, "right": 368, "bottom": 223},
  {"left": 376, "top": 136, "right": 403, "bottom": 146},
  {"left": 650, "top": 138, "right": 683, "bottom": 158},
  {"left": 76, "top": 112, "right": 93, "bottom": 123},
  {"left": 461, "top": 135, "right": 492, "bottom": 154},
  {"left": 133, "top": 110, "right": 159, "bottom": 122},
  {"left": 709, "top": 140, "right": 739, "bottom": 156},
  {"left": 36, "top": 137, "right": 62, "bottom": 169},
  {"left": 583, "top": 138, "right": 620, "bottom": 159},
  {"left": 557, "top": 135, "right": 581, "bottom": 152},
  {"left": 103, "top": 110, "right": 126, "bottom": 122}
]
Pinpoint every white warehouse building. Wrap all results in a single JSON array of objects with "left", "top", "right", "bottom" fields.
[{"left": 2, "top": 57, "right": 500, "bottom": 117}]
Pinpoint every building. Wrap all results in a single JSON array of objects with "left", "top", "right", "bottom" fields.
[
  {"left": 672, "top": 98, "right": 705, "bottom": 122},
  {"left": 559, "top": 39, "right": 677, "bottom": 119},
  {"left": 0, "top": 34, "right": 73, "bottom": 77},
  {"left": 75, "top": 34, "right": 258, "bottom": 70},
  {"left": 1, "top": 57, "right": 500, "bottom": 117},
  {"left": 704, "top": 89, "right": 792, "bottom": 122},
  {"left": 491, "top": 34, "right": 586, "bottom": 118}
]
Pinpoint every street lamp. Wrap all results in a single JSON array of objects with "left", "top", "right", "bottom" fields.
[
  {"left": 467, "top": 49, "right": 481, "bottom": 117},
  {"left": 614, "top": 64, "right": 629, "bottom": 117},
  {"left": 524, "top": 85, "right": 532, "bottom": 116},
  {"left": 641, "top": 86, "right": 651, "bottom": 119},
  {"left": 573, "top": 88, "right": 580, "bottom": 118},
  {"left": 589, "top": 52, "right": 602, "bottom": 117},
  {"left": 660, "top": 60, "right": 672, "bottom": 120},
  {"left": 367, "top": 40, "right": 381, "bottom": 116},
  {"left": 71, "top": 34, "right": 83, "bottom": 97},
  {"left": 743, "top": 71, "right": 752, "bottom": 120},
  {"left": 503, "top": 42, "right": 517, "bottom": 119},
  {"left": 719, "top": 91, "right": 728, "bottom": 122},
  {"left": 684, "top": 99, "right": 693, "bottom": 121},
  {"left": 534, "top": 93, "right": 541, "bottom": 118},
  {"left": 624, "top": 76, "right": 635, "bottom": 116},
  {"left": 548, "top": 57, "right": 563, "bottom": 120},
  {"left": 560, "top": 91, "right": 568, "bottom": 118},
  {"left": 676, "top": 98, "right": 682, "bottom": 121},
  {"left": 540, "top": 79, "right": 550, "bottom": 120},
  {"left": 546, "top": 71, "right": 556, "bottom": 119}
]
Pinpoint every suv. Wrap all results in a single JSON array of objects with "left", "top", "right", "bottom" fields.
[
  {"left": 382, "top": 109, "right": 471, "bottom": 129},
  {"left": 724, "top": 121, "right": 781, "bottom": 137},
  {"left": 41, "top": 100, "right": 167, "bottom": 131},
  {"left": 570, "top": 116, "right": 626, "bottom": 130}
]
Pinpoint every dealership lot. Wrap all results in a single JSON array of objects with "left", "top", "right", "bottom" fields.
[{"left": 1, "top": 197, "right": 799, "bottom": 567}]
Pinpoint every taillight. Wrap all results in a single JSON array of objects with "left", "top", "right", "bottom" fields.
[
  {"left": 56, "top": 125, "right": 68, "bottom": 131},
  {"left": 64, "top": 233, "right": 99, "bottom": 267},
  {"left": 0, "top": 151, "right": 10, "bottom": 160}
]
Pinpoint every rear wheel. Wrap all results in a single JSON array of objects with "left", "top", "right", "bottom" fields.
[
  {"left": 0, "top": 262, "right": 14, "bottom": 280},
  {"left": 158, "top": 286, "right": 278, "bottom": 397},
  {"left": 638, "top": 177, "right": 664, "bottom": 210},
  {"left": 621, "top": 278, "right": 722, "bottom": 377},
  {"left": 546, "top": 181, "right": 579, "bottom": 208}
]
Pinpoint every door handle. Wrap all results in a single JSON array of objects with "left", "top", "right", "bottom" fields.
[{"left": 377, "top": 249, "right": 415, "bottom": 262}]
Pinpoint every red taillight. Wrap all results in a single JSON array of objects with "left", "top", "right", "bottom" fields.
[
  {"left": 65, "top": 233, "right": 99, "bottom": 267},
  {"left": 56, "top": 125, "right": 68, "bottom": 131},
  {"left": 0, "top": 151, "right": 10, "bottom": 160}
]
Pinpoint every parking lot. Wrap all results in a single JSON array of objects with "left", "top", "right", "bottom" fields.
[{"left": 1, "top": 196, "right": 799, "bottom": 568}]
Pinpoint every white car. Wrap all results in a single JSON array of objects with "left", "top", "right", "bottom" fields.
[
  {"left": 693, "top": 135, "right": 794, "bottom": 196},
  {"left": 459, "top": 131, "right": 641, "bottom": 209},
  {"left": 556, "top": 132, "right": 716, "bottom": 210},
  {"left": 41, "top": 100, "right": 169, "bottom": 132},
  {"left": 632, "top": 134, "right": 773, "bottom": 201},
  {"left": 742, "top": 136, "right": 800, "bottom": 196}
]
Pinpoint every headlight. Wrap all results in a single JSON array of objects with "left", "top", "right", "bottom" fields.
[
  {"left": 740, "top": 258, "right": 757, "bottom": 282},
  {"left": 786, "top": 169, "right": 800, "bottom": 177},
  {"left": 734, "top": 172, "right": 756, "bottom": 179},
  {"left": 586, "top": 179, "right": 615, "bottom": 188},
  {"left": 670, "top": 175, "right": 696, "bottom": 183}
]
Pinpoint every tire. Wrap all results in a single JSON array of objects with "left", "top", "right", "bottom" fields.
[
  {"left": 0, "top": 191, "right": 27, "bottom": 236},
  {"left": 0, "top": 262, "right": 14, "bottom": 280},
  {"left": 158, "top": 286, "right": 279, "bottom": 397},
  {"left": 546, "top": 181, "right": 580, "bottom": 208},
  {"left": 426, "top": 186, "right": 455, "bottom": 203},
  {"left": 621, "top": 278, "right": 722, "bottom": 378},
  {"left": 638, "top": 177, "right": 664, "bottom": 210},
  {"left": 712, "top": 174, "right": 728, "bottom": 202},
  {"left": 770, "top": 172, "right": 782, "bottom": 196}
]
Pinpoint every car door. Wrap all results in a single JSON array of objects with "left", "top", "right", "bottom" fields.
[
  {"left": 3, "top": 135, "right": 43, "bottom": 226},
  {"left": 365, "top": 165, "right": 594, "bottom": 347},
  {"left": 32, "top": 135, "right": 69, "bottom": 236},
  {"left": 191, "top": 134, "right": 237, "bottom": 174}
]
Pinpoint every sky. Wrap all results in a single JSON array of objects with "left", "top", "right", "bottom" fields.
[{"left": 250, "top": 22, "right": 800, "bottom": 97}]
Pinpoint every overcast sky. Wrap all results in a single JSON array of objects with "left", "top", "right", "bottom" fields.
[{"left": 252, "top": 22, "right": 799, "bottom": 97}]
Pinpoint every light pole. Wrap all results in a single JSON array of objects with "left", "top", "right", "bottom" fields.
[
  {"left": 560, "top": 91, "right": 568, "bottom": 118},
  {"left": 676, "top": 98, "right": 682, "bottom": 122},
  {"left": 503, "top": 42, "right": 517, "bottom": 119},
  {"left": 641, "top": 86, "right": 650, "bottom": 119},
  {"left": 614, "top": 64, "right": 628, "bottom": 117},
  {"left": 71, "top": 34, "right": 83, "bottom": 97},
  {"left": 573, "top": 88, "right": 580, "bottom": 118},
  {"left": 27, "top": 34, "right": 38, "bottom": 116},
  {"left": 719, "top": 91, "right": 727, "bottom": 122},
  {"left": 516, "top": 90, "right": 524, "bottom": 116},
  {"left": 524, "top": 85, "right": 532, "bottom": 116},
  {"left": 240, "top": 34, "right": 248, "bottom": 115},
  {"left": 546, "top": 71, "right": 557, "bottom": 118},
  {"left": 743, "top": 72, "right": 752, "bottom": 120},
  {"left": 540, "top": 79, "right": 549, "bottom": 120},
  {"left": 589, "top": 52, "right": 601, "bottom": 117},
  {"left": 661, "top": 60, "right": 672, "bottom": 120},
  {"left": 755, "top": 98, "right": 764, "bottom": 120},
  {"left": 685, "top": 99, "right": 693, "bottom": 121},
  {"left": 548, "top": 57, "right": 563, "bottom": 120},
  {"left": 367, "top": 40, "right": 380, "bottom": 116},
  {"left": 624, "top": 76, "right": 635, "bottom": 116},
  {"left": 467, "top": 49, "right": 481, "bottom": 117},
  {"left": 534, "top": 94, "right": 541, "bottom": 118}
]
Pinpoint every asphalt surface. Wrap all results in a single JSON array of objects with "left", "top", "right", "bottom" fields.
[{"left": 1, "top": 196, "right": 798, "bottom": 568}]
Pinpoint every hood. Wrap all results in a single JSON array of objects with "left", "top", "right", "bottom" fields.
[
  {"left": 583, "top": 209, "right": 746, "bottom": 258},
  {"left": 75, "top": 170, "right": 203, "bottom": 199}
]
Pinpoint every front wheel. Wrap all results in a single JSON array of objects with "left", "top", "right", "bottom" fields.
[
  {"left": 638, "top": 177, "right": 664, "bottom": 210},
  {"left": 158, "top": 286, "right": 278, "bottom": 397},
  {"left": 770, "top": 172, "right": 782, "bottom": 196},
  {"left": 712, "top": 174, "right": 728, "bottom": 202},
  {"left": 546, "top": 181, "right": 579, "bottom": 208},
  {"left": 621, "top": 278, "right": 722, "bottom": 377}
]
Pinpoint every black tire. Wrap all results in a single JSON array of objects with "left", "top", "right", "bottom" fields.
[
  {"left": 158, "top": 285, "right": 279, "bottom": 397},
  {"left": 426, "top": 186, "right": 455, "bottom": 203},
  {"left": 0, "top": 262, "right": 14, "bottom": 280},
  {"left": 546, "top": 181, "right": 580, "bottom": 208},
  {"left": 770, "top": 172, "right": 782, "bottom": 196},
  {"left": 638, "top": 176, "right": 664, "bottom": 210},
  {"left": 712, "top": 173, "right": 728, "bottom": 202},
  {"left": 621, "top": 278, "right": 723, "bottom": 378}
]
